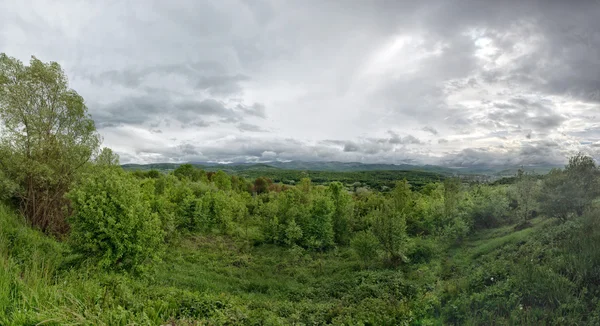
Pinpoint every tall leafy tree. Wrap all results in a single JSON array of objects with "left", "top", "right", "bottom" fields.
[
  {"left": 0, "top": 54, "right": 100, "bottom": 234},
  {"left": 371, "top": 204, "right": 408, "bottom": 264},
  {"left": 327, "top": 182, "right": 353, "bottom": 245},
  {"left": 514, "top": 168, "right": 538, "bottom": 221},
  {"left": 173, "top": 164, "right": 204, "bottom": 182},
  {"left": 306, "top": 193, "right": 335, "bottom": 249},
  {"left": 539, "top": 154, "right": 600, "bottom": 220},
  {"left": 443, "top": 177, "right": 461, "bottom": 219},
  {"left": 564, "top": 154, "right": 600, "bottom": 216},
  {"left": 212, "top": 170, "right": 232, "bottom": 191}
]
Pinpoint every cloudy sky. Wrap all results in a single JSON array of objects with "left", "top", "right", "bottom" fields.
[{"left": 2, "top": 0, "right": 600, "bottom": 166}]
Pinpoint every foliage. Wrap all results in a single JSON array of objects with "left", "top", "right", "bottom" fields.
[
  {"left": 195, "top": 190, "right": 236, "bottom": 233},
  {"left": 538, "top": 154, "right": 600, "bottom": 220},
  {"left": 564, "top": 154, "right": 600, "bottom": 216},
  {"left": 468, "top": 185, "right": 511, "bottom": 229},
  {"left": 0, "top": 53, "right": 100, "bottom": 234},
  {"left": 66, "top": 166, "right": 164, "bottom": 272},
  {"left": 0, "top": 60, "right": 599, "bottom": 326},
  {"left": 212, "top": 170, "right": 232, "bottom": 191},
  {"left": 173, "top": 164, "right": 205, "bottom": 182},
  {"left": 513, "top": 169, "right": 539, "bottom": 221},
  {"left": 327, "top": 181, "right": 353, "bottom": 245},
  {"left": 0, "top": 169, "right": 18, "bottom": 201},
  {"left": 305, "top": 193, "right": 335, "bottom": 250},
  {"left": 371, "top": 205, "right": 408, "bottom": 264},
  {"left": 125, "top": 163, "right": 447, "bottom": 191},
  {"left": 253, "top": 177, "right": 271, "bottom": 194},
  {"left": 351, "top": 230, "right": 380, "bottom": 267},
  {"left": 2, "top": 151, "right": 600, "bottom": 324}
]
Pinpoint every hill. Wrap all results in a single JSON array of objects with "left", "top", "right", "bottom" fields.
[{"left": 3, "top": 201, "right": 600, "bottom": 324}]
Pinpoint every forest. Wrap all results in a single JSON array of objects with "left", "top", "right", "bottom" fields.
[
  {"left": 2, "top": 55, "right": 600, "bottom": 325},
  {"left": 125, "top": 163, "right": 448, "bottom": 192}
]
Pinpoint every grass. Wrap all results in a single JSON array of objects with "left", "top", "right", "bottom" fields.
[
  {"left": 466, "top": 217, "right": 552, "bottom": 258},
  {"left": 2, "top": 202, "right": 600, "bottom": 324}
]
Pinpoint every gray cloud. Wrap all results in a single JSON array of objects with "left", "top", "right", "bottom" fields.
[
  {"left": 237, "top": 103, "right": 267, "bottom": 119},
  {"left": 94, "top": 95, "right": 265, "bottom": 129},
  {"left": 402, "top": 135, "right": 422, "bottom": 145},
  {"left": 3, "top": 0, "right": 600, "bottom": 166},
  {"left": 422, "top": 126, "right": 439, "bottom": 136},
  {"left": 237, "top": 122, "right": 267, "bottom": 133}
]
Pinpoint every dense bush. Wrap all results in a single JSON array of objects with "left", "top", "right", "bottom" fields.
[
  {"left": 67, "top": 166, "right": 164, "bottom": 272},
  {"left": 351, "top": 230, "right": 380, "bottom": 267},
  {"left": 468, "top": 185, "right": 511, "bottom": 229}
]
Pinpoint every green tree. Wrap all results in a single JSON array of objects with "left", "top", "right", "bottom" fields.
[
  {"left": 196, "top": 190, "right": 234, "bottom": 233},
  {"left": 564, "top": 154, "right": 600, "bottom": 216},
  {"left": 514, "top": 168, "right": 538, "bottom": 221},
  {"left": 0, "top": 54, "right": 100, "bottom": 234},
  {"left": 213, "top": 170, "right": 232, "bottom": 191},
  {"left": 231, "top": 175, "right": 248, "bottom": 193},
  {"left": 390, "top": 180, "right": 413, "bottom": 212},
  {"left": 469, "top": 185, "right": 510, "bottom": 229},
  {"left": 173, "top": 164, "right": 203, "bottom": 182},
  {"left": 538, "top": 169, "right": 572, "bottom": 220},
  {"left": 66, "top": 166, "right": 163, "bottom": 272},
  {"left": 443, "top": 177, "right": 461, "bottom": 218},
  {"left": 0, "top": 169, "right": 17, "bottom": 201},
  {"left": 306, "top": 193, "right": 335, "bottom": 250},
  {"left": 351, "top": 230, "right": 380, "bottom": 268},
  {"left": 96, "top": 147, "right": 120, "bottom": 166},
  {"left": 371, "top": 204, "right": 408, "bottom": 264},
  {"left": 284, "top": 218, "right": 303, "bottom": 246},
  {"left": 539, "top": 154, "right": 600, "bottom": 220},
  {"left": 327, "top": 182, "right": 353, "bottom": 245}
]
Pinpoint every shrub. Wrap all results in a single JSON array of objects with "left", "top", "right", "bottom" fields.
[
  {"left": 195, "top": 190, "right": 235, "bottom": 233},
  {"left": 468, "top": 185, "right": 510, "bottom": 229},
  {"left": 67, "top": 166, "right": 164, "bottom": 273},
  {"left": 327, "top": 182, "right": 353, "bottom": 245},
  {"left": 351, "top": 230, "right": 380, "bottom": 267},
  {"left": 371, "top": 205, "right": 408, "bottom": 264}
]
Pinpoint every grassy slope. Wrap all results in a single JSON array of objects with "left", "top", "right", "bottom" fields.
[{"left": 2, "top": 203, "right": 600, "bottom": 325}]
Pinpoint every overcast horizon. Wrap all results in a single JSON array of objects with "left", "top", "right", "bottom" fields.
[{"left": 2, "top": 0, "right": 600, "bottom": 167}]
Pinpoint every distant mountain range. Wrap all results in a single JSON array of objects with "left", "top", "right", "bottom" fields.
[{"left": 121, "top": 160, "right": 562, "bottom": 177}]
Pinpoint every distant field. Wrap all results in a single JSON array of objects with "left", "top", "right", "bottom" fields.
[{"left": 122, "top": 163, "right": 447, "bottom": 190}]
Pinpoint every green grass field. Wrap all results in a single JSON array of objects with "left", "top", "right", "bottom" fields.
[{"left": 3, "top": 201, "right": 600, "bottom": 325}]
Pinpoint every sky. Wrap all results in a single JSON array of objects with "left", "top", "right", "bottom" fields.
[{"left": 1, "top": 0, "right": 600, "bottom": 167}]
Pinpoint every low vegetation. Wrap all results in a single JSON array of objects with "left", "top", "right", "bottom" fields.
[{"left": 2, "top": 54, "right": 600, "bottom": 325}]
